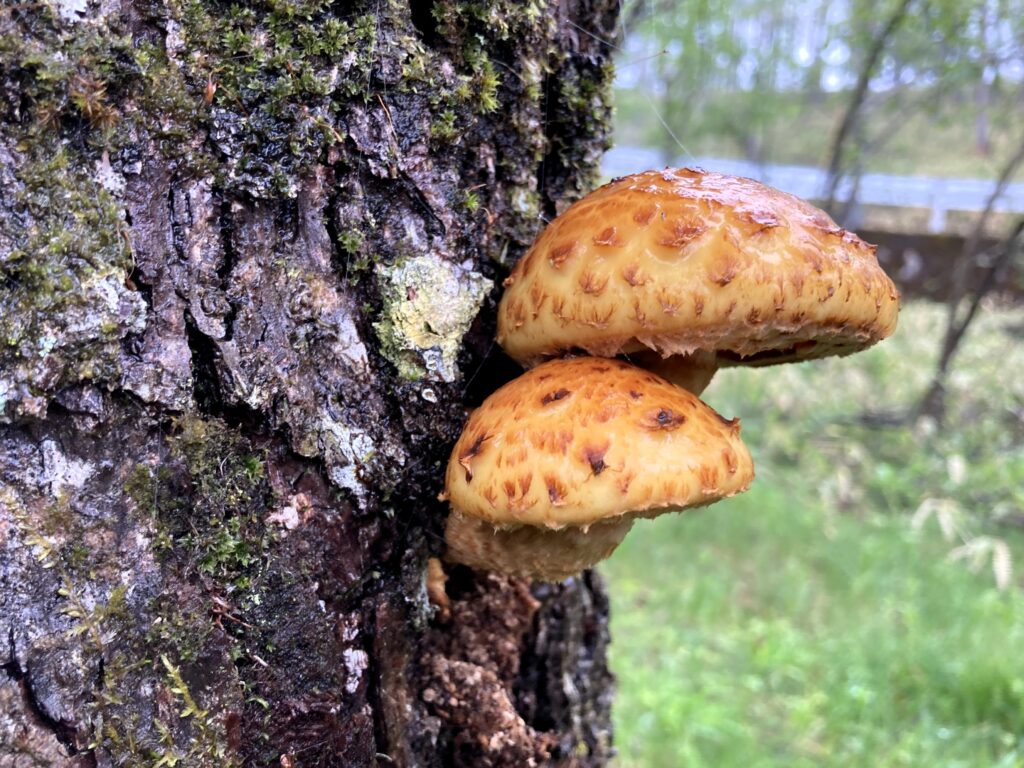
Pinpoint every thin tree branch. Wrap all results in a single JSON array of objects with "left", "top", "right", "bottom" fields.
[
  {"left": 917, "top": 217, "right": 1024, "bottom": 420},
  {"left": 822, "top": 0, "right": 915, "bottom": 216}
]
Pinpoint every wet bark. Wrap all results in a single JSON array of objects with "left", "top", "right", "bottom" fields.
[{"left": 0, "top": 1, "right": 620, "bottom": 766}]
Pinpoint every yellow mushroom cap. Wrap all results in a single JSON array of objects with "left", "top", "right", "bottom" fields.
[
  {"left": 443, "top": 357, "right": 754, "bottom": 530},
  {"left": 497, "top": 168, "right": 900, "bottom": 368}
]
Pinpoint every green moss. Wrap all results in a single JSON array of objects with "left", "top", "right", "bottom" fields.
[
  {"left": 93, "top": 644, "right": 239, "bottom": 767},
  {"left": 399, "top": 36, "right": 435, "bottom": 87},
  {"left": 143, "top": 596, "right": 212, "bottom": 664},
  {"left": 461, "top": 189, "right": 481, "bottom": 213},
  {"left": 9, "top": 483, "right": 232, "bottom": 767},
  {"left": 476, "top": 58, "right": 501, "bottom": 113},
  {"left": 0, "top": 7, "right": 150, "bottom": 419},
  {"left": 338, "top": 230, "right": 365, "bottom": 255},
  {"left": 553, "top": 60, "right": 615, "bottom": 178},
  {"left": 0, "top": 5, "right": 137, "bottom": 147},
  {"left": 124, "top": 415, "right": 274, "bottom": 651},
  {"left": 133, "top": 415, "right": 272, "bottom": 590},
  {"left": 432, "top": 0, "right": 548, "bottom": 43},
  {"left": 102, "top": 415, "right": 275, "bottom": 765},
  {"left": 0, "top": 142, "right": 139, "bottom": 341},
  {"left": 431, "top": 110, "right": 459, "bottom": 143},
  {"left": 462, "top": 46, "right": 501, "bottom": 114},
  {"left": 172, "top": 1, "right": 380, "bottom": 196},
  {"left": 130, "top": 42, "right": 214, "bottom": 170},
  {"left": 12, "top": 485, "right": 240, "bottom": 768},
  {"left": 337, "top": 231, "right": 378, "bottom": 284},
  {"left": 569, "top": 61, "right": 615, "bottom": 131},
  {"left": 0, "top": 141, "right": 146, "bottom": 423}
]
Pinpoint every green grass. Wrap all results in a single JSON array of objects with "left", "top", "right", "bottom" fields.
[{"left": 604, "top": 301, "right": 1024, "bottom": 767}]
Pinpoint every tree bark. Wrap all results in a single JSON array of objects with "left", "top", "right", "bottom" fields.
[{"left": 0, "top": 1, "right": 620, "bottom": 766}]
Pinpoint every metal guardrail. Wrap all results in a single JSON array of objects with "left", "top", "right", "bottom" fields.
[{"left": 601, "top": 147, "right": 1024, "bottom": 233}]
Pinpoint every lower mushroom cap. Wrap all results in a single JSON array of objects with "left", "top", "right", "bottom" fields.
[
  {"left": 442, "top": 357, "right": 754, "bottom": 579},
  {"left": 445, "top": 512, "right": 634, "bottom": 582}
]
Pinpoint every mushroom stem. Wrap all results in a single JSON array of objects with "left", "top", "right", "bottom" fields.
[
  {"left": 444, "top": 512, "right": 634, "bottom": 582},
  {"left": 631, "top": 350, "right": 718, "bottom": 395}
]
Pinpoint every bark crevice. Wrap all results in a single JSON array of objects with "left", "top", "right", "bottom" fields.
[
  {"left": 216, "top": 191, "right": 240, "bottom": 342},
  {"left": 3, "top": 635, "right": 93, "bottom": 764}
]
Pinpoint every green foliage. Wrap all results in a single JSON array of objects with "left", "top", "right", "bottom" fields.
[
  {"left": 615, "top": 87, "right": 1024, "bottom": 179},
  {"left": 711, "top": 302, "right": 1024, "bottom": 525},
  {"left": 622, "top": 0, "right": 805, "bottom": 161},
  {"left": 617, "top": 0, "right": 1024, "bottom": 174},
  {"left": 606, "top": 301, "right": 1024, "bottom": 767},
  {"left": 608, "top": 490, "right": 1024, "bottom": 767}
]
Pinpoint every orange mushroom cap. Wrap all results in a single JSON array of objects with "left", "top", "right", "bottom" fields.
[{"left": 443, "top": 357, "right": 754, "bottom": 580}]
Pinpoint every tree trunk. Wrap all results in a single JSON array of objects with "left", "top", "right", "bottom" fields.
[{"left": 0, "top": 2, "right": 620, "bottom": 766}]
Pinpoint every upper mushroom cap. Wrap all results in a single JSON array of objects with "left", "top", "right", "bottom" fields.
[
  {"left": 497, "top": 168, "right": 900, "bottom": 368},
  {"left": 444, "top": 356, "right": 754, "bottom": 529}
]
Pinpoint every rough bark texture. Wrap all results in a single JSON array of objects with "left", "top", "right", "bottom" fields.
[{"left": 0, "top": 1, "right": 620, "bottom": 766}]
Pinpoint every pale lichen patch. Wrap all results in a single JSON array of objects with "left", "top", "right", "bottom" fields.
[
  {"left": 40, "top": 440, "right": 94, "bottom": 495},
  {"left": 295, "top": 414, "right": 401, "bottom": 509},
  {"left": 342, "top": 648, "right": 369, "bottom": 694},
  {"left": 374, "top": 255, "right": 491, "bottom": 382}
]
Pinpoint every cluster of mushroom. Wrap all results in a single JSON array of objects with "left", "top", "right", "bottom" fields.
[{"left": 441, "top": 168, "right": 900, "bottom": 582}]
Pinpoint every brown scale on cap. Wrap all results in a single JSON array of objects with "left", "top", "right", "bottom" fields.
[
  {"left": 443, "top": 357, "right": 754, "bottom": 581},
  {"left": 497, "top": 168, "right": 900, "bottom": 394}
]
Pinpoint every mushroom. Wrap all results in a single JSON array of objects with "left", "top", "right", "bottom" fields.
[
  {"left": 442, "top": 357, "right": 754, "bottom": 581},
  {"left": 496, "top": 168, "right": 900, "bottom": 393}
]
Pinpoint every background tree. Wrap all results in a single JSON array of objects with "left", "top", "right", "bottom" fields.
[
  {"left": 918, "top": 136, "right": 1024, "bottom": 421},
  {"left": 632, "top": 0, "right": 801, "bottom": 165},
  {"left": 0, "top": 1, "right": 621, "bottom": 766},
  {"left": 618, "top": 0, "right": 1024, "bottom": 192},
  {"left": 821, "top": 0, "right": 916, "bottom": 217}
]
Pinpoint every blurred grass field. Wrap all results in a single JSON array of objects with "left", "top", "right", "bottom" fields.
[{"left": 604, "top": 300, "right": 1024, "bottom": 767}]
